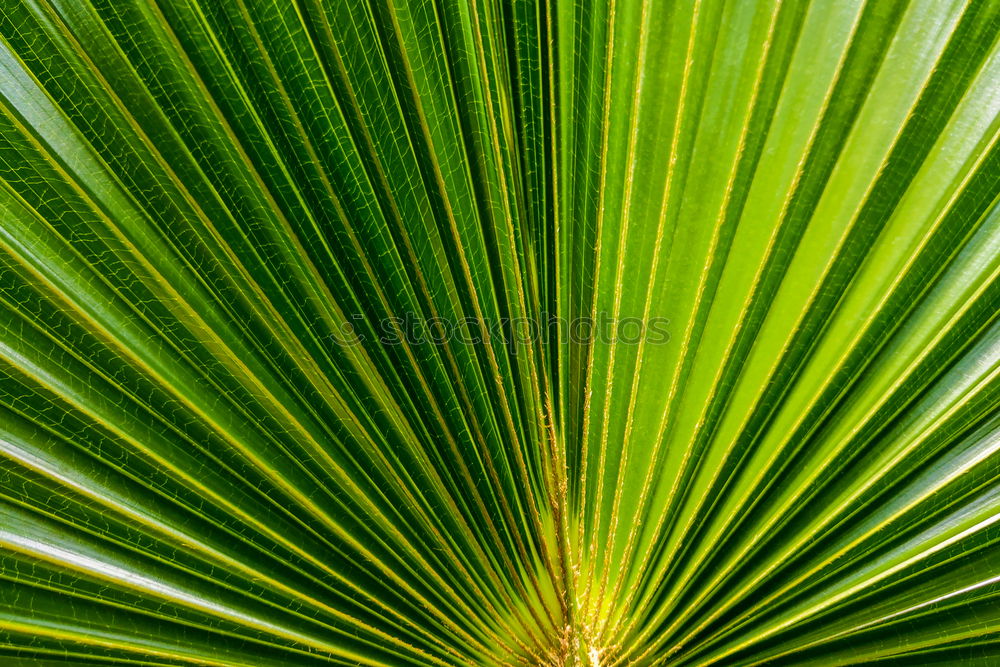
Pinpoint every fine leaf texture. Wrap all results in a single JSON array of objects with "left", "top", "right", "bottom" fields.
[{"left": 0, "top": 0, "right": 999, "bottom": 665}]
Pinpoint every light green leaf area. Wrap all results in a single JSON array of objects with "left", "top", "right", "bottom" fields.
[{"left": 1, "top": 0, "right": 998, "bottom": 664}]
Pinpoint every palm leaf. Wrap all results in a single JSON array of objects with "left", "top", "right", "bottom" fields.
[{"left": 1, "top": 0, "right": 998, "bottom": 664}]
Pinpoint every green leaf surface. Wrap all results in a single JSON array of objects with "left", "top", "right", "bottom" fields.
[{"left": 1, "top": 0, "right": 998, "bottom": 664}]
